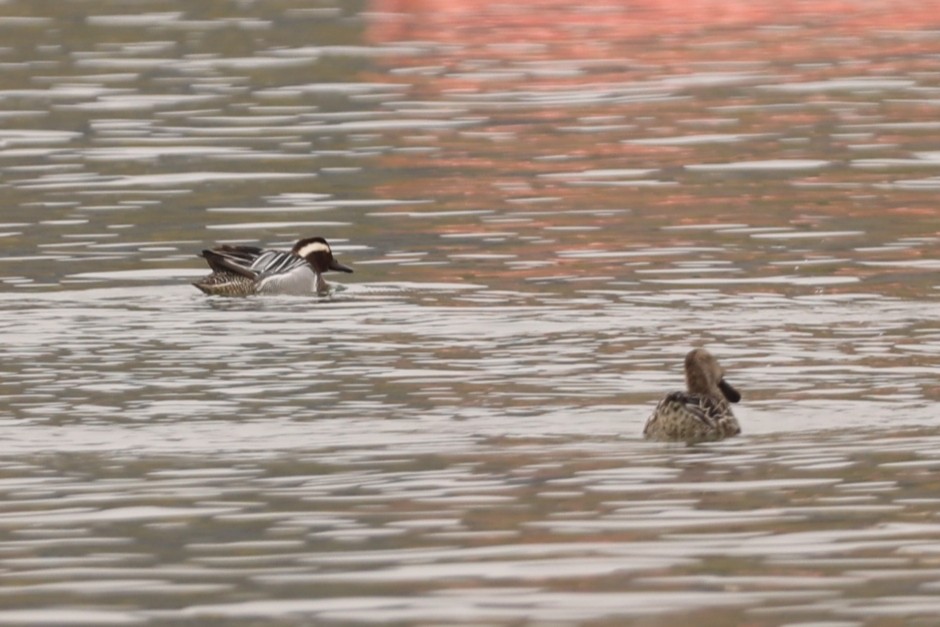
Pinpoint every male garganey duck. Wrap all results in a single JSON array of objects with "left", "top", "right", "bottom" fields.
[{"left": 193, "top": 236, "right": 353, "bottom": 296}]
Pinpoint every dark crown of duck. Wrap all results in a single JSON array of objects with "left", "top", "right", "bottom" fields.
[{"left": 292, "top": 236, "right": 353, "bottom": 274}]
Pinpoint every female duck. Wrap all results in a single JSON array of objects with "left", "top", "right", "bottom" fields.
[
  {"left": 193, "top": 236, "right": 353, "bottom": 297},
  {"left": 643, "top": 348, "right": 741, "bottom": 443}
]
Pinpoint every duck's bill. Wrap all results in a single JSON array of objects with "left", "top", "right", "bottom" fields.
[
  {"left": 329, "top": 259, "right": 353, "bottom": 273},
  {"left": 719, "top": 379, "right": 741, "bottom": 403}
]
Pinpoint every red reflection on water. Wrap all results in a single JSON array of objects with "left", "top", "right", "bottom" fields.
[
  {"left": 368, "top": 0, "right": 937, "bottom": 47},
  {"left": 360, "top": 0, "right": 940, "bottom": 294}
]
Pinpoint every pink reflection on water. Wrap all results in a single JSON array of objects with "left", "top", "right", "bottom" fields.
[
  {"left": 368, "top": 0, "right": 937, "bottom": 48},
  {"left": 361, "top": 0, "right": 940, "bottom": 294}
]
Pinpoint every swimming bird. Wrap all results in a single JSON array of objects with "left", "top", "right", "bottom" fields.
[
  {"left": 643, "top": 348, "right": 741, "bottom": 443},
  {"left": 193, "top": 236, "right": 353, "bottom": 296}
]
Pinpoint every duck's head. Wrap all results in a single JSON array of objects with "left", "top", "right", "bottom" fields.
[
  {"left": 685, "top": 348, "right": 741, "bottom": 403},
  {"left": 292, "top": 237, "right": 354, "bottom": 274}
]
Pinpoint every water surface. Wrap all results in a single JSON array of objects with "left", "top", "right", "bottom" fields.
[{"left": 1, "top": 0, "right": 940, "bottom": 624}]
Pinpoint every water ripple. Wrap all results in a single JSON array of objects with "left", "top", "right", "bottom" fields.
[{"left": 1, "top": 0, "right": 940, "bottom": 624}]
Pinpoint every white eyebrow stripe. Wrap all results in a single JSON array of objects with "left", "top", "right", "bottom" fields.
[{"left": 295, "top": 241, "right": 330, "bottom": 257}]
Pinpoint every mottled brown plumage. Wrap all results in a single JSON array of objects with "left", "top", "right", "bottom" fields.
[{"left": 643, "top": 348, "right": 741, "bottom": 443}]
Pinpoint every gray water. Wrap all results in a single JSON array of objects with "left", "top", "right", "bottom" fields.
[{"left": 2, "top": 1, "right": 940, "bottom": 625}]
